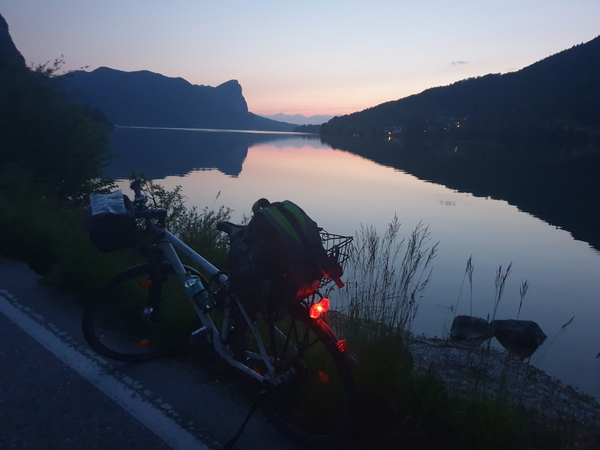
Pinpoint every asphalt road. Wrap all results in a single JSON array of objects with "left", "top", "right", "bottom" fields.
[{"left": 0, "top": 257, "right": 305, "bottom": 450}]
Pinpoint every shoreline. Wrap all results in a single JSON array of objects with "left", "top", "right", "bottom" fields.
[{"left": 409, "top": 335, "right": 600, "bottom": 445}]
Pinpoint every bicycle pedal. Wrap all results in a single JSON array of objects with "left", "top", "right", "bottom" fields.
[{"left": 189, "top": 326, "right": 211, "bottom": 346}]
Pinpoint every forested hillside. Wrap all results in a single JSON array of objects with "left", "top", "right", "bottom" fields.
[{"left": 322, "top": 36, "right": 600, "bottom": 149}]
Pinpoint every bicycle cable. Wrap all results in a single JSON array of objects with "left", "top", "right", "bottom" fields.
[{"left": 222, "top": 390, "right": 267, "bottom": 450}]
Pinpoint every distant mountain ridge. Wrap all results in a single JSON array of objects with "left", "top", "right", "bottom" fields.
[
  {"left": 259, "top": 113, "right": 335, "bottom": 125},
  {"left": 321, "top": 35, "right": 600, "bottom": 145},
  {"left": 57, "top": 67, "right": 296, "bottom": 131}
]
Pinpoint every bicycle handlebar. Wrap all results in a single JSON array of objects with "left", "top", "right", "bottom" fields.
[
  {"left": 135, "top": 209, "right": 167, "bottom": 221},
  {"left": 128, "top": 179, "right": 168, "bottom": 224},
  {"left": 130, "top": 179, "right": 143, "bottom": 197},
  {"left": 130, "top": 179, "right": 149, "bottom": 209}
]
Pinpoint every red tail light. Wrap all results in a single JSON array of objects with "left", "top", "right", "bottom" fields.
[
  {"left": 309, "top": 298, "right": 330, "bottom": 319},
  {"left": 318, "top": 370, "right": 330, "bottom": 384}
]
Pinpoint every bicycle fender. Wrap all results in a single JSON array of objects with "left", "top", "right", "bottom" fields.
[{"left": 312, "top": 317, "right": 359, "bottom": 369}]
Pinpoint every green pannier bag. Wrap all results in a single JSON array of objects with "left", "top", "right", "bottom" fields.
[{"left": 224, "top": 199, "right": 343, "bottom": 313}]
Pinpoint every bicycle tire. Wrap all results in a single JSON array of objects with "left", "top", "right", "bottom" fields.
[
  {"left": 82, "top": 263, "right": 201, "bottom": 361},
  {"left": 233, "top": 305, "right": 356, "bottom": 446}
]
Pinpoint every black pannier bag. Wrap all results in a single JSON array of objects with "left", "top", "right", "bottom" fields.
[
  {"left": 224, "top": 199, "right": 344, "bottom": 313},
  {"left": 87, "top": 190, "right": 137, "bottom": 253}
]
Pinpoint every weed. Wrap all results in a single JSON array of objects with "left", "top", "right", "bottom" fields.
[
  {"left": 536, "top": 316, "right": 575, "bottom": 365},
  {"left": 492, "top": 263, "right": 512, "bottom": 321},
  {"left": 454, "top": 255, "right": 475, "bottom": 321},
  {"left": 337, "top": 218, "right": 438, "bottom": 345},
  {"left": 131, "top": 175, "right": 232, "bottom": 270},
  {"left": 467, "top": 256, "right": 474, "bottom": 316},
  {"left": 516, "top": 280, "right": 528, "bottom": 320},
  {"left": 596, "top": 352, "right": 600, "bottom": 400}
]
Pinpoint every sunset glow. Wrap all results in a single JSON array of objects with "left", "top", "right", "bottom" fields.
[{"left": 3, "top": 1, "right": 599, "bottom": 116}]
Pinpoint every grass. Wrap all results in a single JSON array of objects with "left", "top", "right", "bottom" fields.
[
  {"left": 454, "top": 255, "right": 475, "bottom": 318},
  {"left": 336, "top": 217, "right": 438, "bottom": 345},
  {"left": 492, "top": 263, "right": 513, "bottom": 321}
]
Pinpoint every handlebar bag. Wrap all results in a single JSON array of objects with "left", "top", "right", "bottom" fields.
[{"left": 87, "top": 190, "right": 137, "bottom": 253}]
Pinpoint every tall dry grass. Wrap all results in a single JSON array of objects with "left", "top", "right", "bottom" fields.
[{"left": 336, "top": 217, "right": 438, "bottom": 345}]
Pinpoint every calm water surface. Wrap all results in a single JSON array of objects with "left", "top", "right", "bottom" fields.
[{"left": 110, "top": 127, "right": 600, "bottom": 398}]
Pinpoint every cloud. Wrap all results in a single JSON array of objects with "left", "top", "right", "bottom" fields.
[{"left": 451, "top": 60, "right": 469, "bottom": 65}]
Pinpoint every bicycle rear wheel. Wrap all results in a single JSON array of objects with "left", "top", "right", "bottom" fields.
[
  {"left": 82, "top": 263, "right": 200, "bottom": 361},
  {"left": 234, "top": 305, "right": 356, "bottom": 446}
]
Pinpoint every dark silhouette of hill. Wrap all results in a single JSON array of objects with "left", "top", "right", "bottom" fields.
[
  {"left": 322, "top": 36, "right": 600, "bottom": 146},
  {"left": 57, "top": 67, "right": 296, "bottom": 132},
  {"left": 0, "top": 14, "right": 26, "bottom": 70}
]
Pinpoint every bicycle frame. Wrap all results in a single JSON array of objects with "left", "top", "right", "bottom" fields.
[{"left": 151, "top": 228, "right": 279, "bottom": 384}]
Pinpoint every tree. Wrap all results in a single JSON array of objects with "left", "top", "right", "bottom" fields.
[{"left": 0, "top": 59, "right": 114, "bottom": 201}]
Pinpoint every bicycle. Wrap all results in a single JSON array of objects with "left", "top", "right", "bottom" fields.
[{"left": 82, "top": 180, "right": 357, "bottom": 446}]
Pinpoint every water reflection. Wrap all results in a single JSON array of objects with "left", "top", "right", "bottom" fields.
[
  {"left": 106, "top": 126, "right": 318, "bottom": 179},
  {"left": 323, "top": 135, "right": 600, "bottom": 251}
]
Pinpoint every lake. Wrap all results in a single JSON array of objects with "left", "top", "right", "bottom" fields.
[{"left": 108, "top": 126, "right": 600, "bottom": 399}]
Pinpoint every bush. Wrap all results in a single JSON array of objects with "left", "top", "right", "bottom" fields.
[
  {"left": 0, "top": 60, "right": 113, "bottom": 202},
  {"left": 0, "top": 169, "right": 137, "bottom": 292},
  {"left": 130, "top": 176, "right": 232, "bottom": 270},
  {"left": 0, "top": 173, "right": 231, "bottom": 297}
]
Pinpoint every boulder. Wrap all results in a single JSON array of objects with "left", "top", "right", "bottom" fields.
[
  {"left": 450, "top": 315, "right": 495, "bottom": 341},
  {"left": 491, "top": 319, "right": 547, "bottom": 360}
]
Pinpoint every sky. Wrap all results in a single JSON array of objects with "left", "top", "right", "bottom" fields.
[{"left": 2, "top": 1, "right": 599, "bottom": 117}]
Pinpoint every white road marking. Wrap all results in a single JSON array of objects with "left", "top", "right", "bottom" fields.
[{"left": 0, "top": 292, "right": 208, "bottom": 450}]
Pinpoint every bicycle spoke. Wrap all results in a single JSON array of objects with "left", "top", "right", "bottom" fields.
[
  {"left": 82, "top": 264, "right": 199, "bottom": 361},
  {"left": 234, "top": 311, "right": 355, "bottom": 445}
]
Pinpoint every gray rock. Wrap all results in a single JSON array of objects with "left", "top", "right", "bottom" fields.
[
  {"left": 491, "top": 319, "right": 547, "bottom": 360},
  {"left": 450, "top": 315, "right": 495, "bottom": 341}
]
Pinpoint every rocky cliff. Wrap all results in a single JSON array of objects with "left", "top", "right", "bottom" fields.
[{"left": 58, "top": 67, "right": 294, "bottom": 131}]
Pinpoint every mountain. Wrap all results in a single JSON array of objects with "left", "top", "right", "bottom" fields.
[
  {"left": 0, "top": 14, "right": 26, "bottom": 70},
  {"left": 321, "top": 36, "right": 600, "bottom": 146},
  {"left": 259, "top": 113, "right": 334, "bottom": 125},
  {"left": 57, "top": 67, "right": 296, "bottom": 132}
]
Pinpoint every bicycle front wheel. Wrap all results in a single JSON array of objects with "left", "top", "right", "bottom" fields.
[
  {"left": 234, "top": 306, "right": 356, "bottom": 446},
  {"left": 82, "top": 263, "right": 200, "bottom": 361}
]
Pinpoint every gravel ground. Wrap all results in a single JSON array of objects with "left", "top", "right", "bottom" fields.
[{"left": 409, "top": 336, "right": 600, "bottom": 448}]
